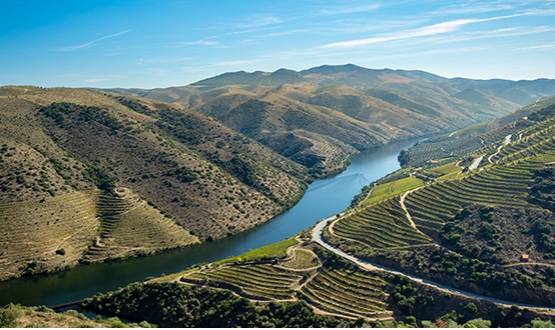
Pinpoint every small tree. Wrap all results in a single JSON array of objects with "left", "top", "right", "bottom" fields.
[{"left": 464, "top": 302, "right": 478, "bottom": 314}]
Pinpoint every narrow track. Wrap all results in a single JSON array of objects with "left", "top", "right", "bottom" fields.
[{"left": 312, "top": 216, "right": 555, "bottom": 311}]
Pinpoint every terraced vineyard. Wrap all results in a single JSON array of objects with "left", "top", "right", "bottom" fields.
[
  {"left": 181, "top": 264, "right": 301, "bottom": 300},
  {"left": 176, "top": 240, "right": 397, "bottom": 320},
  {"left": 278, "top": 248, "right": 321, "bottom": 270},
  {"left": 400, "top": 135, "right": 484, "bottom": 166},
  {"left": 299, "top": 268, "right": 391, "bottom": 319},
  {"left": 332, "top": 197, "right": 432, "bottom": 249},
  {"left": 0, "top": 191, "right": 98, "bottom": 279},
  {"left": 82, "top": 188, "right": 197, "bottom": 263}
]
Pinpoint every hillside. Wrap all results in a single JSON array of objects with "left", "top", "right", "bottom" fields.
[
  {"left": 0, "top": 86, "right": 309, "bottom": 280},
  {"left": 75, "top": 98, "right": 555, "bottom": 328},
  {"left": 80, "top": 232, "right": 555, "bottom": 328},
  {"left": 324, "top": 101, "right": 555, "bottom": 307},
  {"left": 98, "top": 65, "right": 555, "bottom": 174}
]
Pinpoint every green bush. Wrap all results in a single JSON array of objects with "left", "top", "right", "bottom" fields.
[
  {"left": 464, "top": 302, "right": 478, "bottom": 314},
  {"left": 0, "top": 303, "right": 21, "bottom": 327}
]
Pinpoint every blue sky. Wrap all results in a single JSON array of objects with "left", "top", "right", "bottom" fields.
[{"left": 1, "top": 0, "right": 554, "bottom": 88}]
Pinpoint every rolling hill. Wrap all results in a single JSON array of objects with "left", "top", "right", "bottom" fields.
[
  {"left": 73, "top": 97, "right": 555, "bottom": 328},
  {"left": 0, "top": 86, "right": 310, "bottom": 280},
  {"left": 324, "top": 100, "right": 555, "bottom": 307},
  {"left": 99, "top": 65, "right": 555, "bottom": 176}
]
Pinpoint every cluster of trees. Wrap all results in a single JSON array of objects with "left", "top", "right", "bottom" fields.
[
  {"left": 529, "top": 167, "right": 555, "bottom": 212},
  {"left": 82, "top": 282, "right": 359, "bottom": 328},
  {"left": 40, "top": 102, "right": 123, "bottom": 131}
]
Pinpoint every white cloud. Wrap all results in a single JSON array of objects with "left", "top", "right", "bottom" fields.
[
  {"left": 321, "top": 19, "right": 479, "bottom": 49},
  {"left": 516, "top": 44, "right": 555, "bottom": 50},
  {"left": 420, "top": 25, "right": 555, "bottom": 46},
  {"left": 236, "top": 15, "right": 282, "bottom": 29},
  {"left": 176, "top": 40, "right": 218, "bottom": 46},
  {"left": 319, "top": 13, "right": 534, "bottom": 49},
  {"left": 225, "top": 26, "right": 280, "bottom": 36},
  {"left": 59, "top": 29, "right": 131, "bottom": 51},
  {"left": 318, "top": 3, "right": 381, "bottom": 15},
  {"left": 436, "top": 3, "right": 515, "bottom": 15}
]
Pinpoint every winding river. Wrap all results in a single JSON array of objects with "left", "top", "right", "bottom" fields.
[{"left": 0, "top": 139, "right": 417, "bottom": 307}]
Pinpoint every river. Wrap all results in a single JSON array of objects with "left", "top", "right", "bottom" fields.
[{"left": 0, "top": 138, "right": 417, "bottom": 307}]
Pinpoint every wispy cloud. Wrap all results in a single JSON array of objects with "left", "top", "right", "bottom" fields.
[
  {"left": 225, "top": 26, "right": 280, "bottom": 36},
  {"left": 318, "top": 3, "right": 381, "bottom": 15},
  {"left": 436, "top": 3, "right": 515, "bottom": 15},
  {"left": 59, "top": 29, "right": 131, "bottom": 51},
  {"left": 176, "top": 40, "right": 218, "bottom": 46},
  {"left": 320, "top": 14, "right": 527, "bottom": 49},
  {"left": 516, "top": 44, "right": 555, "bottom": 50},
  {"left": 236, "top": 15, "right": 282, "bottom": 29},
  {"left": 419, "top": 25, "right": 555, "bottom": 46},
  {"left": 321, "top": 19, "right": 479, "bottom": 49}
]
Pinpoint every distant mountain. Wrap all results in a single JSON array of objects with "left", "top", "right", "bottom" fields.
[
  {"left": 97, "top": 65, "right": 555, "bottom": 172},
  {"left": 192, "top": 68, "right": 307, "bottom": 89}
]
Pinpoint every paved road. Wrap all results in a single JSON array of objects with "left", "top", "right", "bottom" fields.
[{"left": 312, "top": 216, "right": 555, "bottom": 311}]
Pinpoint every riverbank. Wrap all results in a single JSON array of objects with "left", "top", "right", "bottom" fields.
[{"left": 0, "top": 138, "right": 420, "bottom": 307}]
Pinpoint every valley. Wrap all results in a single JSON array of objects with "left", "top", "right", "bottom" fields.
[
  {"left": 3, "top": 65, "right": 555, "bottom": 327},
  {"left": 75, "top": 98, "right": 555, "bottom": 328}
]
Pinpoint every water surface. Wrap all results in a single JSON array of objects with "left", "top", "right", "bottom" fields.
[{"left": 0, "top": 139, "right": 416, "bottom": 307}]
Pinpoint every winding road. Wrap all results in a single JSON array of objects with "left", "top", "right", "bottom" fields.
[{"left": 312, "top": 216, "right": 555, "bottom": 311}]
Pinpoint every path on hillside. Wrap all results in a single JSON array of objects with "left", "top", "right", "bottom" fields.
[
  {"left": 469, "top": 155, "right": 484, "bottom": 170},
  {"left": 312, "top": 216, "right": 555, "bottom": 311},
  {"left": 398, "top": 188, "right": 430, "bottom": 240},
  {"left": 488, "top": 134, "right": 512, "bottom": 164}
]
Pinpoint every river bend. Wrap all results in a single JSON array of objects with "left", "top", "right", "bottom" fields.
[{"left": 0, "top": 139, "right": 418, "bottom": 307}]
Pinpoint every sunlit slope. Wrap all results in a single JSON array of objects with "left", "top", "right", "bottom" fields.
[
  {"left": 325, "top": 101, "right": 555, "bottom": 306},
  {"left": 101, "top": 65, "right": 555, "bottom": 178},
  {"left": 0, "top": 86, "right": 310, "bottom": 279}
]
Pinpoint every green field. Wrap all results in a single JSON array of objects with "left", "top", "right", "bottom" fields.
[
  {"left": 212, "top": 237, "right": 298, "bottom": 266},
  {"left": 361, "top": 176, "right": 423, "bottom": 207}
]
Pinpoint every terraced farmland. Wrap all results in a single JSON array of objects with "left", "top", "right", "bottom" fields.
[
  {"left": 333, "top": 113, "right": 555, "bottom": 248},
  {"left": 82, "top": 188, "right": 197, "bottom": 263},
  {"left": 401, "top": 135, "right": 484, "bottom": 166},
  {"left": 278, "top": 248, "right": 321, "bottom": 270},
  {"left": 0, "top": 191, "right": 98, "bottom": 279},
  {"left": 300, "top": 268, "right": 391, "bottom": 318},
  {"left": 332, "top": 197, "right": 432, "bottom": 249},
  {"left": 402, "top": 160, "right": 540, "bottom": 235},
  {"left": 181, "top": 264, "right": 301, "bottom": 300}
]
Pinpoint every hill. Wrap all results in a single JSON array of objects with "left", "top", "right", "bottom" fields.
[
  {"left": 324, "top": 100, "right": 555, "bottom": 307},
  {"left": 80, "top": 231, "right": 555, "bottom": 328},
  {"left": 0, "top": 86, "right": 309, "bottom": 280},
  {"left": 73, "top": 98, "right": 555, "bottom": 328},
  {"left": 98, "top": 65, "right": 555, "bottom": 174}
]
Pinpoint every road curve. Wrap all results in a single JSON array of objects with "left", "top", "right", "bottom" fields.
[{"left": 312, "top": 216, "right": 555, "bottom": 311}]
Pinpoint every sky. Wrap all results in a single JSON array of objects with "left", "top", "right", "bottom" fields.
[{"left": 1, "top": 0, "right": 554, "bottom": 88}]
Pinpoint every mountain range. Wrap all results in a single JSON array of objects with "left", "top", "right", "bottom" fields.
[
  {"left": 2, "top": 64, "right": 555, "bottom": 280},
  {"left": 99, "top": 64, "right": 555, "bottom": 176}
]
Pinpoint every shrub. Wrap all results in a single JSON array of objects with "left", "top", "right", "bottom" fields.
[
  {"left": 0, "top": 303, "right": 21, "bottom": 327},
  {"left": 464, "top": 302, "right": 478, "bottom": 314}
]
